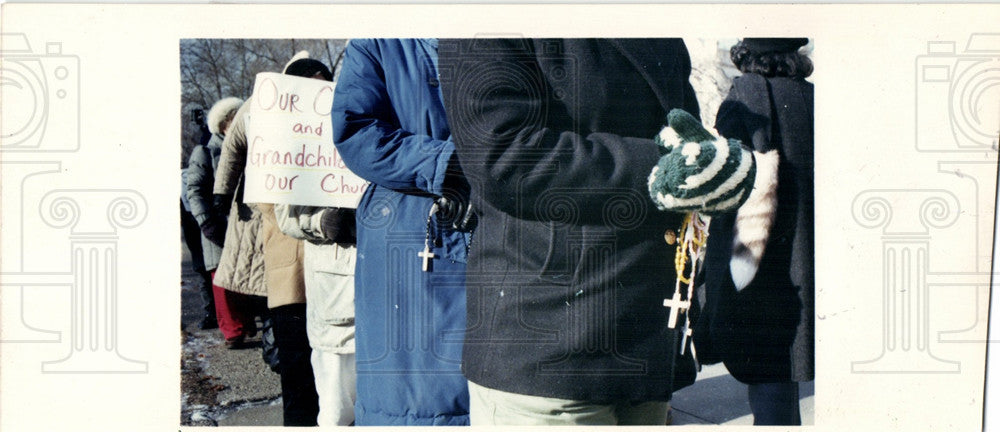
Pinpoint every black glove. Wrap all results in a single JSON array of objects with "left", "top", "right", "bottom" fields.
[
  {"left": 436, "top": 155, "right": 477, "bottom": 232},
  {"left": 199, "top": 214, "right": 227, "bottom": 247},
  {"left": 212, "top": 194, "right": 234, "bottom": 218},
  {"left": 435, "top": 196, "right": 476, "bottom": 232},
  {"left": 320, "top": 208, "right": 357, "bottom": 244}
]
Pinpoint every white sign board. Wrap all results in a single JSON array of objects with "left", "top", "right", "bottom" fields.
[{"left": 244, "top": 72, "right": 367, "bottom": 208}]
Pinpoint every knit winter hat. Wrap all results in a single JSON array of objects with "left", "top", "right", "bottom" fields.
[
  {"left": 648, "top": 109, "right": 756, "bottom": 215},
  {"left": 282, "top": 50, "right": 333, "bottom": 81},
  {"left": 742, "top": 38, "right": 809, "bottom": 54}
]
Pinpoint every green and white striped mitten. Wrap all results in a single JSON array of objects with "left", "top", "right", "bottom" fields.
[{"left": 647, "top": 109, "right": 756, "bottom": 216}]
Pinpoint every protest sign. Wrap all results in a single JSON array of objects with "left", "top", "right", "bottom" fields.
[{"left": 244, "top": 72, "right": 367, "bottom": 208}]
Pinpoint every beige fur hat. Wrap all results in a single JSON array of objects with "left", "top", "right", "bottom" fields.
[{"left": 206, "top": 96, "right": 243, "bottom": 135}]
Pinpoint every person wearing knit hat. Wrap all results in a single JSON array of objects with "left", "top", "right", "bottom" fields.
[
  {"left": 283, "top": 51, "right": 334, "bottom": 81},
  {"left": 694, "top": 37, "right": 814, "bottom": 426},
  {"left": 272, "top": 50, "right": 361, "bottom": 427},
  {"left": 181, "top": 108, "right": 217, "bottom": 331},
  {"left": 212, "top": 51, "right": 344, "bottom": 426},
  {"left": 728, "top": 38, "right": 812, "bottom": 78}
]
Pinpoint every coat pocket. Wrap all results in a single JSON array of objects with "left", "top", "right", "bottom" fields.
[
  {"left": 536, "top": 221, "right": 579, "bottom": 286},
  {"left": 305, "top": 242, "right": 356, "bottom": 326}
]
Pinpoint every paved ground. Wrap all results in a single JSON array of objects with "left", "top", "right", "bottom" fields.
[
  {"left": 180, "top": 241, "right": 813, "bottom": 427},
  {"left": 672, "top": 363, "right": 815, "bottom": 425},
  {"left": 180, "top": 244, "right": 281, "bottom": 427}
]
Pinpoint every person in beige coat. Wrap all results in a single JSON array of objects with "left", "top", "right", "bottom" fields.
[
  {"left": 213, "top": 100, "right": 267, "bottom": 302},
  {"left": 211, "top": 98, "right": 272, "bottom": 364}
]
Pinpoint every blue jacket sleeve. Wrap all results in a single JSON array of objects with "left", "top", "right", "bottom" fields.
[{"left": 331, "top": 39, "right": 454, "bottom": 196}]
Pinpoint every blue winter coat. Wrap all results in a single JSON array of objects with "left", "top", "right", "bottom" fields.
[{"left": 331, "top": 38, "right": 470, "bottom": 426}]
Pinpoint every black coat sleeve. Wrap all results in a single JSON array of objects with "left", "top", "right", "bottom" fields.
[
  {"left": 440, "top": 39, "right": 666, "bottom": 224},
  {"left": 715, "top": 74, "right": 775, "bottom": 153}
]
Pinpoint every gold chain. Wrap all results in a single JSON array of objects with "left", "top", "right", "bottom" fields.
[{"left": 674, "top": 213, "right": 708, "bottom": 285}]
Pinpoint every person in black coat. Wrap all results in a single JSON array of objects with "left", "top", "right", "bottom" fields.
[
  {"left": 693, "top": 38, "right": 814, "bottom": 425},
  {"left": 440, "top": 38, "right": 700, "bottom": 425}
]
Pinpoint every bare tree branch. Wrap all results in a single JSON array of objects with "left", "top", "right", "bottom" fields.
[{"left": 180, "top": 39, "right": 348, "bottom": 162}]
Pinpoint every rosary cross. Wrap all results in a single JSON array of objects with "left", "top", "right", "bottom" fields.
[
  {"left": 663, "top": 291, "right": 689, "bottom": 329},
  {"left": 418, "top": 244, "right": 436, "bottom": 272}
]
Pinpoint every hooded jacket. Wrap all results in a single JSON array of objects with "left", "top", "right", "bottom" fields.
[
  {"left": 331, "top": 38, "right": 470, "bottom": 426},
  {"left": 212, "top": 101, "right": 267, "bottom": 297},
  {"left": 186, "top": 96, "right": 242, "bottom": 273},
  {"left": 185, "top": 134, "right": 224, "bottom": 271},
  {"left": 213, "top": 97, "right": 304, "bottom": 307}
]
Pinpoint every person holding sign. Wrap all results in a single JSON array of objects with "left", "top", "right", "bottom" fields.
[
  {"left": 213, "top": 54, "right": 343, "bottom": 426},
  {"left": 331, "top": 38, "right": 474, "bottom": 426},
  {"left": 268, "top": 52, "right": 362, "bottom": 427}
]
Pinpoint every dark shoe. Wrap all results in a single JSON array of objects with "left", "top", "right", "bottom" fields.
[
  {"left": 199, "top": 316, "right": 218, "bottom": 330},
  {"left": 225, "top": 335, "right": 247, "bottom": 349}
]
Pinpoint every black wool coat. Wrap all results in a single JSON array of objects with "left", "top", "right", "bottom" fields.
[
  {"left": 440, "top": 38, "right": 700, "bottom": 402},
  {"left": 694, "top": 74, "right": 815, "bottom": 383}
]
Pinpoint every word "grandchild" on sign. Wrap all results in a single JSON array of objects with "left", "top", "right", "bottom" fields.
[{"left": 249, "top": 139, "right": 350, "bottom": 169}]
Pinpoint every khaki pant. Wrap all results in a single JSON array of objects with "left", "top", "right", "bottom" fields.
[{"left": 468, "top": 381, "right": 670, "bottom": 425}]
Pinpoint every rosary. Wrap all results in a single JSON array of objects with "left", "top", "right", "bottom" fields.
[
  {"left": 662, "top": 212, "right": 709, "bottom": 355},
  {"left": 418, "top": 202, "right": 439, "bottom": 272},
  {"left": 649, "top": 108, "right": 756, "bottom": 357}
]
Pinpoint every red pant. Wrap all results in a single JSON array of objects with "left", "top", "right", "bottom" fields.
[{"left": 211, "top": 271, "right": 259, "bottom": 340}]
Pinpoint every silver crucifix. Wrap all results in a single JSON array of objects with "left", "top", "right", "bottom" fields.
[{"left": 418, "top": 244, "right": 436, "bottom": 272}]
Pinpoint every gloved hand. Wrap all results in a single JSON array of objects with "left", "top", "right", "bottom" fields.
[
  {"left": 212, "top": 194, "right": 234, "bottom": 218},
  {"left": 435, "top": 195, "right": 476, "bottom": 232},
  {"left": 648, "top": 109, "right": 756, "bottom": 216},
  {"left": 199, "top": 214, "right": 227, "bottom": 247},
  {"left": 320, "top": 208, "right": 357, "bottom": 244},
  {"left": 436, "top": 155, "right": 477, "bottom": 232}
]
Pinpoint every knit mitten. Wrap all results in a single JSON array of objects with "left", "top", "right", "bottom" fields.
[{"left": 648, "top": 109, "right": 756, "bottom": 216}]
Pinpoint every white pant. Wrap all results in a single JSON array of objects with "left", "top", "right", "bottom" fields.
[
  {"left": 303, "top": 242, "right": 357, "bottom": 426},
  {"left": 311, "top": 349, "right": 357, "bottom": 426}
]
